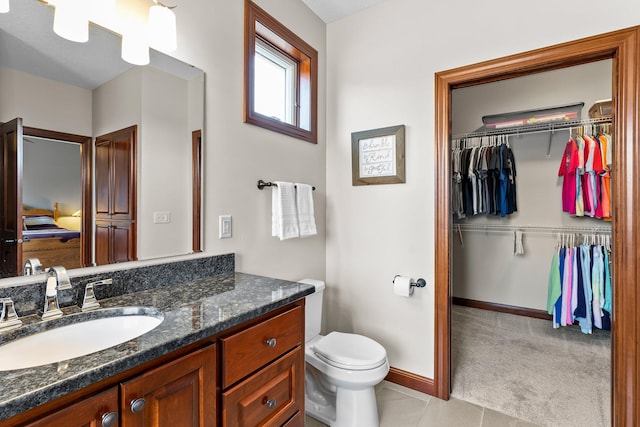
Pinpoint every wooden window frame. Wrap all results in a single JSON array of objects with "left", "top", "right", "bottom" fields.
[{"left": 244, "top": 0, "right": 318, "bottom": 144}]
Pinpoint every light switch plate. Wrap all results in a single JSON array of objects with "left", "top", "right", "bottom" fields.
[
  {"left": 153, "top": 211, "right": 171, "bottom": 224},
  {"left": 219, "top": 215, "right": 232, "bottom": 238}
]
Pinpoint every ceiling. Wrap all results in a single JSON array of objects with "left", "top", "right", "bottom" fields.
[
  {"left": 0, "top": 0, "right": 384, "bottom": 90},
  {"left": 0, "top": 0, "right": 201, "bottom": 90},
  {"left": 301, "top": 0, "right": 388, "bottom": 23}
]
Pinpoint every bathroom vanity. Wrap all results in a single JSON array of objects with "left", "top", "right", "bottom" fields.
[{"left": 0, "top": 255, "right": 313, "bottom": 427}]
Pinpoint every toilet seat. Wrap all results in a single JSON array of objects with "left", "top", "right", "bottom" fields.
[{"left": 313, "top": 331, "right": 387, "bottom": 370}]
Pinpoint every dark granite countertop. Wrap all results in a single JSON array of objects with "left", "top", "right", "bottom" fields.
[{"left": 0, "top": 272, "right": 314, "bottom": 422}]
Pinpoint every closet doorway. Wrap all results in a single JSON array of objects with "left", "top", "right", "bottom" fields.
[{"left": 433, "top": 26, "right": 640, "bottom": 426}]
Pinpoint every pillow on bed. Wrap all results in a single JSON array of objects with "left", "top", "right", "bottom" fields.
[{"left": 23, "top": 216, "right": 57, "bottom": 229}]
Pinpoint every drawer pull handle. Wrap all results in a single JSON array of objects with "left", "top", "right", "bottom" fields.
[
  {"left": 262, "top": 397, "right": 277, "bottom": 409},
  {"left": 101, "top": 412, "right": 118, "bottom": 427},
  {"left": 266, "top": 338, "right": 277, "bottom": 348},
  {"left": 130, "top": 397, "right": 146, "bottom": 414}
]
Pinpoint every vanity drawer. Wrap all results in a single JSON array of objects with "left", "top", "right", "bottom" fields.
[
  {"left": 222, "top": 347, "right": 302, "bottom": 427},
  {"left": 221, "top": 306, "right": 302, "bottom": 387}
]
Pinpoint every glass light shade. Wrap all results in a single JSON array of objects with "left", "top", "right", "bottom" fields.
[
  {"left": 148, "top": 4, "right": 177, "bottom": 51},
  {"left": 53, "top": 0, "right": 89, "bottom": 43},
  {"left": 89, "top": 0, "right": 115, "bottom": 21},
  {"left": 121, "top": 32, "right": 150, "bottom": 65},
  {"left": 0, "top": 0, "right": 9, "bottom": 14}
]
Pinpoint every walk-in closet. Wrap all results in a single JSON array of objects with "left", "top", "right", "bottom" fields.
[{"left": 449, "top": 60, "right": 612, "bottom": 427}]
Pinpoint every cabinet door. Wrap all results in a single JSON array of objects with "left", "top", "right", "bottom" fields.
[
  {"left": 94, "top": 126, "right": 136, "bottom": 221},
  {"left": 111, "top": 221, "right": 135, "bottom": 263},
  {"left": 110, "top": 134, "right": 134, "bottom": 219},
  {"left": 222, "top": 347, "right": 302, "bottom": 427},
  {"left": 95, "top": 220, "right": 135, "bottom": 265},
  {"left": 121, "top": 345, "right": 216, "bottom": 427},
  {"left": 95, "top": 220, "right": 111, "bottom": 266},
  {"left": 95, "top": 138, "right": 111, "bottom": 218},
  {"left": 24, "top": 387, "right": 119, "bottom": 427}
]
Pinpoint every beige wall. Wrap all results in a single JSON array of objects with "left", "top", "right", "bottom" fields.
[
  {"left": 139, "top": 67, "right": 192, "bottom": 259},
  {"left": 325, "top": 0, "right": 639, "bottom": 379},
  {"left": 0, "top": 66, "right": 92, "bottom": 134}
]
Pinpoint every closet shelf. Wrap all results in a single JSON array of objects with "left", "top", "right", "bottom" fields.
[
  {"left": 452, "top": 116, "right": 612, "bottom": 140},
  {"left": 453, "top": 223, "right": 612, "bottom": 235}
]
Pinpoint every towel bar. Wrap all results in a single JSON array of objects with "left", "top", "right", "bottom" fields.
[{"left": 257, "top": 179, "right": 316, "bottom": 191}]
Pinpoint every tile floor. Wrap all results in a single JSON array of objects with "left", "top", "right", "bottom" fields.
[{"left": 304, "top": 381, "right": 541, "bottom": 427}]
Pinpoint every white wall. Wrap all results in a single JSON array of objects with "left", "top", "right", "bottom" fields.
[
  {"left": 326, "top": 0, "right": 639, "bottom": 379},
  {"left": 92, "top": 67, "right": 142, "bottom": 137},
  {"left": 22, "top": 138, "right": 81, "bottom": 215},
  {"left": 139, "top": 67, "right": 191, "bottom": 259},
  {"left": 0, "top": 67, "right": 92, "bottom": 134}
]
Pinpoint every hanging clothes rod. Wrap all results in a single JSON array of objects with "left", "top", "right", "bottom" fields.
[
  {"left": 453, "top": 223, "right": 612, "bottom": 235},
  {"left": 257, "top": 179, "right": 316, "bottom": 191},
  {"left": 452, "top": 116, "right": 612, "bottom": 140}
]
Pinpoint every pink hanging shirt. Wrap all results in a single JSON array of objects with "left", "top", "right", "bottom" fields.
[{"left": 558, "top": 139, "right": 579, "bottom": 215}]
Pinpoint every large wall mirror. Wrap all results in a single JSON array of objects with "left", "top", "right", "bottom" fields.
[{"left": 0, "top": 0, "right": 204, "bottom": 278}]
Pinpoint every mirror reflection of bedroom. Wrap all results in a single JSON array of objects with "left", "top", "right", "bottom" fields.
[{"left": 22, "top": 136, "right": 82, "bottom": 271}]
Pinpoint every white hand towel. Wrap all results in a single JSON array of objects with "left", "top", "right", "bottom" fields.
[
  {"left": 272, "top": 181, "right": 299, "bottom": 240},
  {"left": 295, "top": 183, "right": 317, "bottom": 237}
]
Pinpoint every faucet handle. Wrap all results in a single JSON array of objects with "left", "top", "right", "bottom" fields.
[
  {"left": 0, "top": 298, "right": 22, "bottom": 330},
  {"left": 23, "top": 258, "right": 43, "bottom": 276},
  {"left": 81, "top": 279, "right": 113, "bottom": 311}
]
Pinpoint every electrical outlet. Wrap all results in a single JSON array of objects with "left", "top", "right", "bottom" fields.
[
  {"left": 219, "top": 215, "right": 232, "bottom": 238},
  {"left": 153, "top": 211, "right": 171, "bottom": 224}
]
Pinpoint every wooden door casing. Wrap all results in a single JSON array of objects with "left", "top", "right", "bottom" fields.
[
  {"left": 0, "top": 118, "right": 23, "bottom": 278},
  {"left": 434, "top": 26, "right": 640, "bottom": 425}
]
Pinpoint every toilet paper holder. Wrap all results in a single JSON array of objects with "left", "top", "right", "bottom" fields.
[{"left": 393, "top": 275, "right": 427, "bottom": 289}]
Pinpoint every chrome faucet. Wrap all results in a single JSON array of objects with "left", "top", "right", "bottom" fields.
[
  {"left": 0, "top": 298, "right": 22, "bottom": 330},
  {"left": 41, "top": 266, "right": 72, "bottom": 320},
  {"left": 22, "top": 258, "right": 43, "bottom": 276},
  {"left": 81, "top": 278, "right": 113, "bottom": 311}
]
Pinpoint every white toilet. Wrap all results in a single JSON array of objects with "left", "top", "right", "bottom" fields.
[{"left": 299, "top": 279, "right": 389, "bottom": 427}]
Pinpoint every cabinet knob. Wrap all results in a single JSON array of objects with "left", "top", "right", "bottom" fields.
[
  {"left": 262, "top": 397, "right": 277, "bottom": 409},
  {"left": 101, "top": 412, "right": 118, "bottom": 427},
  {"left": 265, "top": 338, "right": 277, "bottom": 348},
  {"left": 130, "top": 397, "right": 146, "bottom": 414}
]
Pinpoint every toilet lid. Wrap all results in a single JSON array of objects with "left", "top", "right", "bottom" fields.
[{"left": 313, "top": 332, "right": 387, "bottom": 370}]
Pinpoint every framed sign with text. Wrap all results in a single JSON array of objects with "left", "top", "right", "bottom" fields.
[{"left": 351, "top": 124, "right": 405, "bottom": 186}]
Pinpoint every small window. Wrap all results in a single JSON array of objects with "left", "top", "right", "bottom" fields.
[
  {"left": 244, "top": 0, "right": 318, "bottom": 144},
  {"left": 254, "top": 38, "right": 297, "bottom": 125}
]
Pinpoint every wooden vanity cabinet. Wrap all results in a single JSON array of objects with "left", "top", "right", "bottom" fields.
[
  {"left": 21, "top": 345, "right": 215, "bottom": 427},
  {"left": 120, "top": 345, "right": 216, "bottom": 427},
  {"left": 23, "top": 387, "right": 119, "bottom": 427},
  {"left": 8, "top": 301, "right": 305, "bottom": 427},
  {"left": 221, "top": 305, "right": 305, "bottom": 427}
]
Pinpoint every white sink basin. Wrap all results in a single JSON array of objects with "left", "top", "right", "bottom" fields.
[{"left": 0, "top": 308, "right": 164, "bottom": 371}]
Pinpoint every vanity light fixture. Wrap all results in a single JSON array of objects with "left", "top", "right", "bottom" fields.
[
  {"left": 148, "top": 0, "right": 177, "bottom": 51},
  {"left": 52, "top": 0, "right": 89, "bottom": 43},
  {"left": 121, "top": 30, "right": 150, "bottom": 66},
  {"left": 34, "top": 0, "right": 176, "bottom": 65},
  {"left": 0, "top": 0, "right": 9, "bottom": 14}
]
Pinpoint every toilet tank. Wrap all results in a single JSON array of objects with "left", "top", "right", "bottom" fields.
[{"left": 298, "top": 279, "right": 325, "bottom": 342}]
